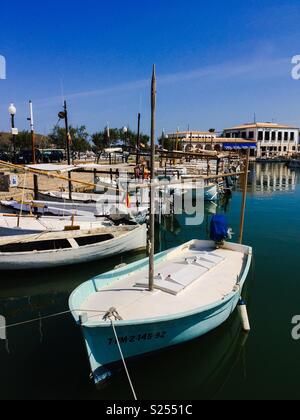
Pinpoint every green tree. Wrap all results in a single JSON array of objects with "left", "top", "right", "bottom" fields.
[
  {"left": 49, "top": 125, "right": 91, "bottom": 153},
  {"left": 91, "top": 127, "right": 149, "bottom": 152},
  {"left": 71, "top": 126, "right": 91, "bottom": 154}
]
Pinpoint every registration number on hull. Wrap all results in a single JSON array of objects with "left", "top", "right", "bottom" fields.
[{"left": 108, "top": 331, "right": 167, "bottom": 346}]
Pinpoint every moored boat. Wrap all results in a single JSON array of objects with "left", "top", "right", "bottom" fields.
[
  {"left": 69, "top": 239, "right": 252, "bottom": 384},
  {"left": 0, "top": 224, "right": 147, "bottom": 270},
  {"left": 0, "top": 199, "right": 149, "bottom": 224},
  {"left": 0, "top": 214, "right": 113, "bottom": 236}
]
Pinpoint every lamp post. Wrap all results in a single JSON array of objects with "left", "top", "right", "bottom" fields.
[
  {"left": 8, "top": 104, "right": 17, "bottom": 154},
  {"left": 122, "top": 126, "right": 128, "bottom": 150}
]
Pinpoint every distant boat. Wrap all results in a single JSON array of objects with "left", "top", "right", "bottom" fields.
[
  {"left": 0, "top": 214, "right": 113, "bottom": 236},
  {"left": 0, "top": 224, "right": 147, "bottom": 271},
  {"left": 204, "top": 184, "right": 219, "bottom": 201},
  {"left": 69, "top": 239, "right": 252, "bottom": 384}
]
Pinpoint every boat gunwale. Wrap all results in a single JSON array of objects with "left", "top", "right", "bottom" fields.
[
  {"left": 69, "top": 241, "right": 252, "bottom": 328},
  {"left": 0, "top": 224, "right": 146, "bottom": 256}
]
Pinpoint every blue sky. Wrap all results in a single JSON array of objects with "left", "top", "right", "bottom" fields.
[{"left": 1, "top": 0, "right": 300, "bottom": 136}]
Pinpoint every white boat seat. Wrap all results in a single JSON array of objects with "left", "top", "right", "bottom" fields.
[{"left": 135, "top": 263, "right": 208, "bottom": 295}]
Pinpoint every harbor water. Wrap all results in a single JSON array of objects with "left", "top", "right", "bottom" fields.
[{"left": 1, "top": 163, "right": 300, "bottom": 400}]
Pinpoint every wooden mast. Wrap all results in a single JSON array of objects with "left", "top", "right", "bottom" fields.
[
  {"left": 239, "top": 148, "right": 250, "bottom": 244},
  {"left": 149, "top": 65, "right": 156, "bottom": 292}
]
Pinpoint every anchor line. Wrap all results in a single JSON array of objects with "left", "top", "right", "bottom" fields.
[
  {"left": 110, "top": 319, "right": 138, "bottom": 401},
  {"left": 0, "top": 309, "right": 108, "bottom": 332}
]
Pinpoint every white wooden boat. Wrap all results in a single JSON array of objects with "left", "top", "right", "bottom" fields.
[
  {"left": 0, "top": 224, "right": 147, "bottom": 271},
  {"left": 0, "top": 199, "right": 149, "bottom": 224},
  {"left": 70, "top": 239, "right": 252, "bottom": 384},
  {"left": 0, "top": 214, "right": 113, "bottom": 237},
  {"left": 38, "top": 191, "right": 120, "bottom": 204}
]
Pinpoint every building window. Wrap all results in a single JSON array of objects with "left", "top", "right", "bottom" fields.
[
  {"left": 265, "top": 131, "right": 270, "bottom": 141},
  {"left": 278, "top": 132, "right": 282, "bottom": 141},
  {"left": 258, "top": 131, "right": 263, "bottom": 141},
  {"left": 290, "top": 132, "right": 295, "bottom": 141},
  {"left": 271, "top": 131, "right": 276, "bottom": 142},
  {"left": 241, "top": 132, "right": 247, "bottom": 139},
  {"left": 284, "top": 132, "right": 289, "bottom": 141},
  {"left": 226, "top": 133, "right": 231, "bottom": 138},
  {"left": 248, "top": 131, "right": 254, "bottom": 139}
]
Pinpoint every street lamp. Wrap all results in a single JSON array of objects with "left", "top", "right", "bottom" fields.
[
  {"left": 8, "top": 104, "right": 17, "bottom": 154},
  {"left": 122, "top": 126, "right": 128, "bottom": 149}
]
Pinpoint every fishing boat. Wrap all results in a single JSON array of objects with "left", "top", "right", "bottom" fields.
[
  {"left": 69, "top": 239, "right": 252, "bottom": 384},
  {"left": 0, "top": 224, "right": 147, "bottom": 270},
  {"left": 69, "top": 66, "right": 252, "bottom": 387},
  {"left": 38, "top": 190, "right": 120, "bottom": 203},
  {"left": 0, "top": 214, "right": 113, "bottom": 236},
  {"left": 0, "top": 199, "right": 149, "bottom": 224}
]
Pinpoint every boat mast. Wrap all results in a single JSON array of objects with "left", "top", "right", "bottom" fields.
[
  {"left": 149, "top": 65, "right": 156, "bottom": 292},
  {"left": 239, "top": 148, "right": 250, "bottom": 244}
]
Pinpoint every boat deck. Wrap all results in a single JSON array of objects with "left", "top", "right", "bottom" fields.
[{"left": 80, "top": 244, "right": 247, "bottom": 323}]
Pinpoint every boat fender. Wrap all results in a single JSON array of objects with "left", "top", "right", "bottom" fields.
[{"left": 238, "top": 299, "right": 251, "bottom": 332}]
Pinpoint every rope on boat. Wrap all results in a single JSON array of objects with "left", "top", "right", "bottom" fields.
[
  {"left": 103, "top": 307, "right": 123, "bottom": 322},
  {"left": 0, "top": 309, "right": 108, "bottom": 332},
  {"left": 110, "top": 319, "right": 138, "bottom": 401},
  {"left": 1, "top": 307, "right": 137, "bottom": 399}
]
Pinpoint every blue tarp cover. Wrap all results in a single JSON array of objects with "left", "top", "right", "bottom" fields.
[{"left": 210, "top": 215, "right": 228, "bottom": 242}]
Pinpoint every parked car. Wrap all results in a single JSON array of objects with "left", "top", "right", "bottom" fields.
[
  {"left": 12, "top": 150, "right": 42, "bottom": 165},
  {"left": 0, "top": 151, "right": 11, "bottom": 162},
  {"left": 41, "top": 150, "right": 64, "bottom": 163}
]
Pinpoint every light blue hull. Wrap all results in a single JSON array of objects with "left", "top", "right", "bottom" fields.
[
  {"left": 70, "top": 244, "right": 252, "bottom": 384},
  {"left": 84, "top": 293, "right": 241, "bottom": 383}
]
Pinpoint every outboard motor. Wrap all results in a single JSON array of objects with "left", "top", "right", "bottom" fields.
[{"left": 210, "top": 215, "right": 230, "bottom": 248}]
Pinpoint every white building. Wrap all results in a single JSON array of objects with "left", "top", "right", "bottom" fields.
[
  {"left": 223, "top": 123, "right": 299, "bottom": 158},
  {"left": 165, "top": 131, "right": 256, "bottom": 155}
]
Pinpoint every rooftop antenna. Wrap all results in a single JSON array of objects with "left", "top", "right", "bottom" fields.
[{"left": 254, "top": 113, "right": 257, "bottom": 124}]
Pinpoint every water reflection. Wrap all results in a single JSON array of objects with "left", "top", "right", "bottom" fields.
[
  {"left": 1, "top": 163, "right": 299, "bottom": 400},
  {"left": 249, "top": 163, "right": 298, "bottom": 195}
]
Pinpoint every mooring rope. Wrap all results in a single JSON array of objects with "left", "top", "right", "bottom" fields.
[
  {"left": 0, "top": 307, "right": 137, "bottom": 398},
  {"left": 110, "top": 319, "right": 138, "bottom": 401},
  {"left": 0, "top": 309, "right": 108, "bottom": 332}
]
